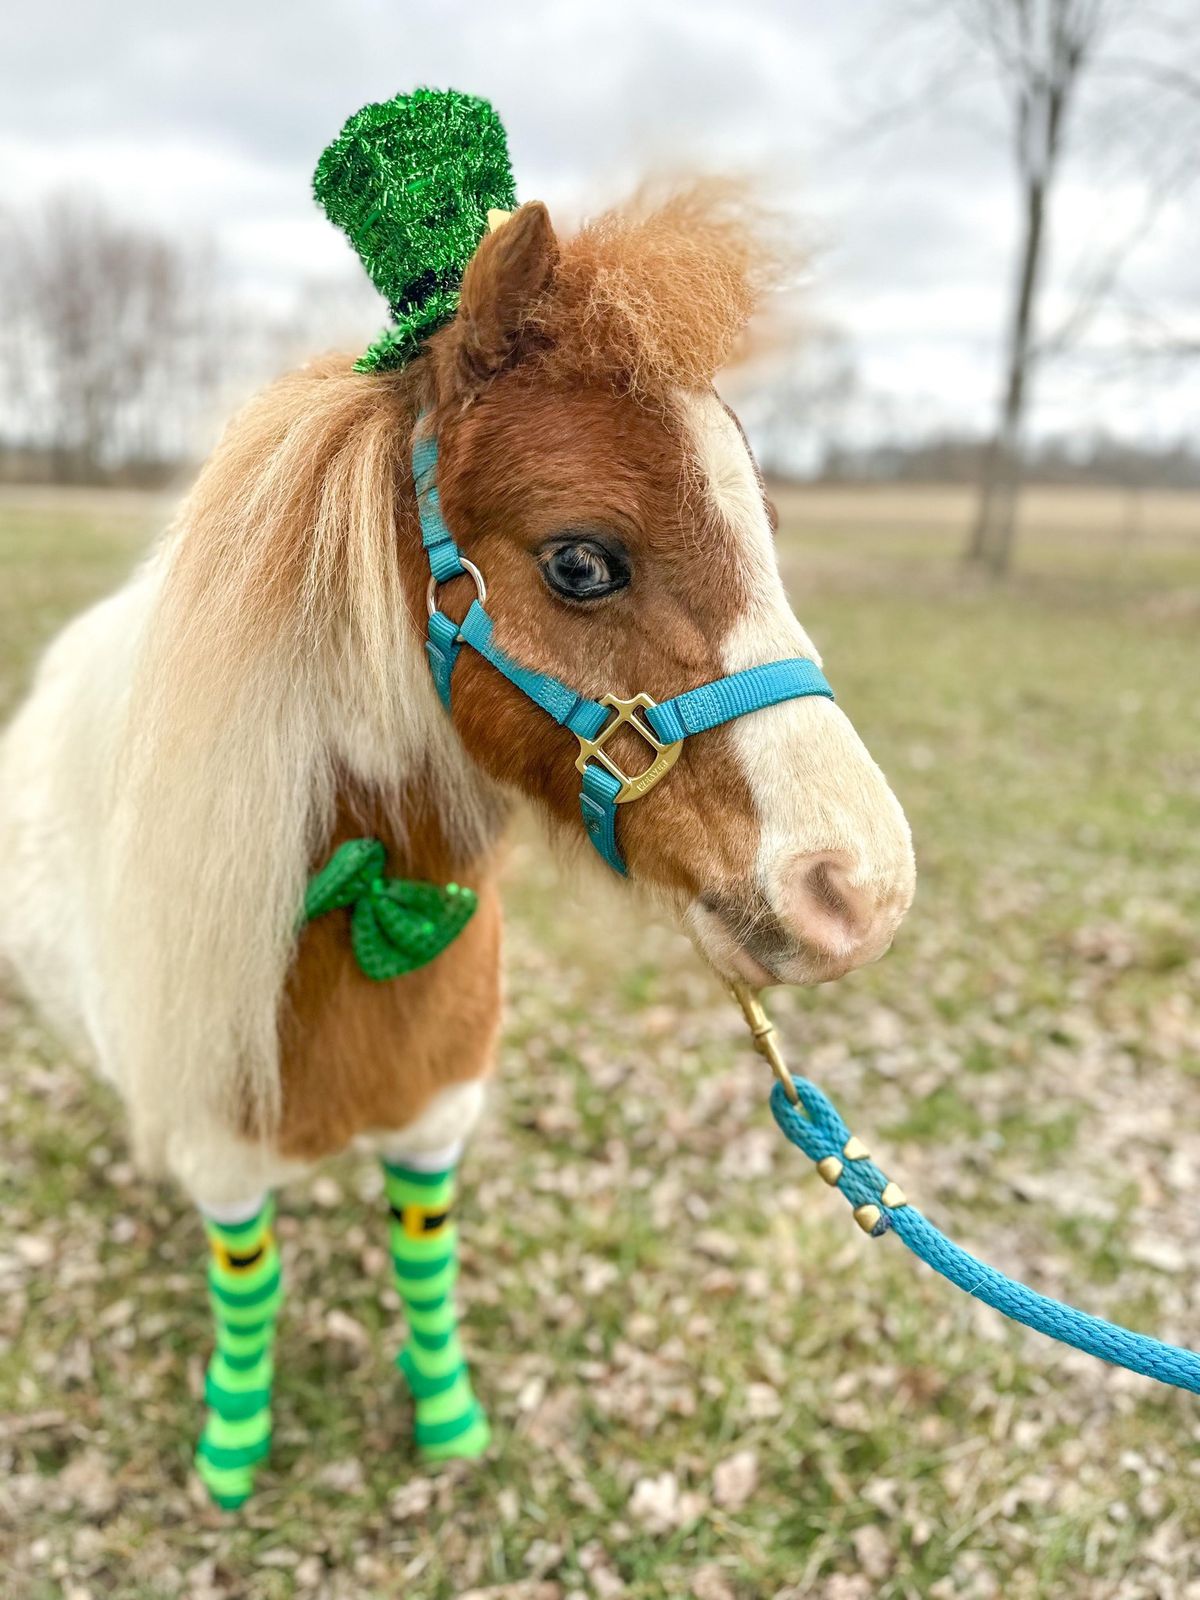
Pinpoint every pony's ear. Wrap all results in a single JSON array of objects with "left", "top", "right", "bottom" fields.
[{"left": 436, "top": 200, "right": 558, "bottom": 403}]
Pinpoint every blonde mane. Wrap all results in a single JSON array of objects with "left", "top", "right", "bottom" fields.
[{"left": 104, "top": 356, "right": 493, "bottom": 1164}]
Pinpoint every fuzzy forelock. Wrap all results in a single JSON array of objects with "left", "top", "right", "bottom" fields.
[{"left": 527, "top": 179, "right": 789, "bottom": 398}]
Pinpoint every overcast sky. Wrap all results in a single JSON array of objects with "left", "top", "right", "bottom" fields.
[{"left": 3, "top": 0, "right": 1198, "bottom": 446}]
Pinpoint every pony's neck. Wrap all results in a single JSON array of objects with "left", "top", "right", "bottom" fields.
[
  {"left": 327, "top": 405, "right": 511, "bottom": 883},
  {"left": 328, "top": 767, "right": 508, "bottom": 885}
]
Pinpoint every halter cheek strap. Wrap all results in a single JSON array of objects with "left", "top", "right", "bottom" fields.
[{"left": 414, "top": 418, "right": 835, "bottom": 875}]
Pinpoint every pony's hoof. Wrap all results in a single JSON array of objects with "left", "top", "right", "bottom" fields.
[
  {"left": 194, "top": 1430, "right": 269, "bottom": 1511},
  {"left": 415, "top": 1401, "right": 491, "bottom": 1462},
  {"left": 195, "top": 1453, "right": 255, "bottom": 1511}
]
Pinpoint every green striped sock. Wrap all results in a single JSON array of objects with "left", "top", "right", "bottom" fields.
[
  {"left": 383, "top": 1160, "right": 490, "bottom": 1461},
  {"left": 194, "top": 1200, "right": 282, "bottom": 1510}
]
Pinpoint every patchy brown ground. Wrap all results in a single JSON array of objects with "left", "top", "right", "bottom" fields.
[{"left": 1, "top": 484, "right": 1198, "bottom": 1600}]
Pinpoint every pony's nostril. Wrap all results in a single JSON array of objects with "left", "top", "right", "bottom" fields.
[{"left": 778, "top": 850, "right": 875, "bottom": 960}]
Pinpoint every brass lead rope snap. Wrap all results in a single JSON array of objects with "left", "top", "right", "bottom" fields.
[{"left": 730, "top": 981, "right": 801, "bottom": 1108}]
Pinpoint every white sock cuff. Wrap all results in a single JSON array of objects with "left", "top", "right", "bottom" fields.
[
  {"left": 200, "top": 1193, "right": 270, "bottom": 1226},
  {"left": 382, "top": 1141, "right": 464, "bottom": 1173}
]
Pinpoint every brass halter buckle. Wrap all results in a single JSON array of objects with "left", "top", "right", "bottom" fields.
[{"left": 575, "top": 693, "right": 683, "bottom": 803}]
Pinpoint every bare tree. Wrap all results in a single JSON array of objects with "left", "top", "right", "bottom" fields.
[
  {"left": 0, "top": 194, "right": 221, "bottom": 481},
  {"left": 849, "top": 1, "right": 1200, "bottom": 573},
  {"left": 962, "top": 1, "right": 1200, "bottom": 570},
  {"left": 962, "top": 0, "right": 1107, "bottom": 571}
]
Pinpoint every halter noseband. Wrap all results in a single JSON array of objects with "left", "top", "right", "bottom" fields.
[{"left": 414, "top": 418, "right": 835, "bottom": 875}]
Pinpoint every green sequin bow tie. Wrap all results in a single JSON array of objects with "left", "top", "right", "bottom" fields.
[{"left": 303, "top": 838, "right": 477, "bottom": 982}]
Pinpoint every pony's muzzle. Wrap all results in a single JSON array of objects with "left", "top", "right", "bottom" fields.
[{"left": 774, "top": 849, "right": 909, "bottom": 980}]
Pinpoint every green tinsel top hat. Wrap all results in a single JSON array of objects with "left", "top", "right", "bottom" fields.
[{"left": 314, "top": 87, "right": 518, "bottom": 373}]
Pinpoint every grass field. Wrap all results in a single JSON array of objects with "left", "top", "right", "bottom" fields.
[{"left": 1, "top": 482, "right": 1198, "bottom": 1600}]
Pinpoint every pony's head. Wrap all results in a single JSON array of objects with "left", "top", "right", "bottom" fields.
[{"left": 412, "top": 188, "right": 915, "bottom": 986}]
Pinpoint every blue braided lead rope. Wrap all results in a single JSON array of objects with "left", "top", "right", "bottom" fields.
[{"left": 769, "top": 1077, "right": 1200, "bottom": 1396}]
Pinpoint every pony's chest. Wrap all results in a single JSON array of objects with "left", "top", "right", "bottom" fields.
[{"left": 275, "top": 819, "right": 504, "bottom": 1161}]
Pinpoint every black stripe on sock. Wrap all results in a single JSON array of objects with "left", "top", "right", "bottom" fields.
[{"left": 389, "top": 1204, "right": 452, "bottom": 1232}]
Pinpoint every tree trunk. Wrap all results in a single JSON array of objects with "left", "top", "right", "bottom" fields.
[{"left": 967, "top": 168, "right": 1048, "bottom": 574}]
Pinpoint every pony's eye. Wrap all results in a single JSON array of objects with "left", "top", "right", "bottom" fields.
[{"left": 539, "top": 538, "right": 630, "bottom": 601}]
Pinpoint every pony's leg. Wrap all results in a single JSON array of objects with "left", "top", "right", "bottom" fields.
[
  {"left": 193, "top": 1194, "right": 283, "bottom": 1509},
  {"left": 381, "top": 1141, "right": 490, "bottom": 1461}
]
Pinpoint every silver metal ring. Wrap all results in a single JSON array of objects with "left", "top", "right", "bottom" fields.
[{"left": 426, "top": 557, "right": 487, "bottom": 619}]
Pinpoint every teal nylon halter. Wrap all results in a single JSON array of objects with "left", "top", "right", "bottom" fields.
[{"left": 414, "top": 420, "right": 834, "bottom": 874}]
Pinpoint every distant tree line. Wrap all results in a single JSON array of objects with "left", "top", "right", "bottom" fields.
[
  {"left": 2, "top": 175, "right": 1196, "bottom": 524},
  {"left": 816, "top": 433, "right": 1200, "bottom": 490},
  {"left": 0, "top": 195, "right": 227, "bottom": 485},
  {"left": 0, "top": 192, "right": 376, "bottom": 488}
]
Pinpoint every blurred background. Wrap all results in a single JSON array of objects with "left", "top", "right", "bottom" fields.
[
  {"left": 2, "top": 6, "right": 1199, "bottom": 1600},
  {"left": 2, "top": 0, "right": 1199, "bottom": 553}
]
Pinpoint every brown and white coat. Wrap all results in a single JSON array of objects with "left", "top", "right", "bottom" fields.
[{"left": 0, "top": 186, "right": 914, "bottom": 1209}]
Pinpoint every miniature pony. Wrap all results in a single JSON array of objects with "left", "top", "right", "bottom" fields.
[{"left": 0, "top": 186, "right": 915, "bottom": 1506}]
